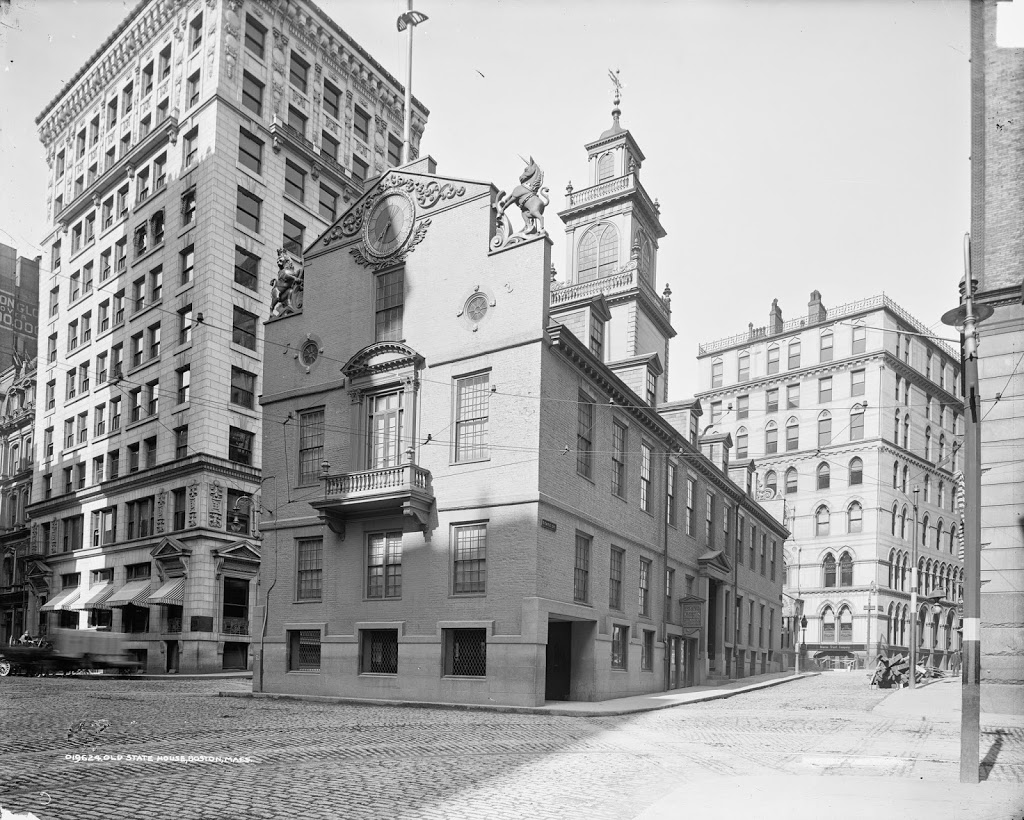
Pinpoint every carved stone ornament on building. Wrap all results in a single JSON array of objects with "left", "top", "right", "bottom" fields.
[
  {"left": 754, "top": 478, "right": 778, "bottom": 502},
  {"left": 270, "top": 249, "right": 305, "bottom": 317},
  {"left": 350, "top": 188, "right": 431, "bottom": 271},
  {"left": 456, "top": 285, "right": 496, "bottom": 332},
  {"left": 492, "top": 157, "right": 550, "bottom": 250},
  {"left": 209, "top": 481, "right": 224, "bottom": 530},
  {"left": 187, "top": 480, "right": 200, "bottom": 529}
]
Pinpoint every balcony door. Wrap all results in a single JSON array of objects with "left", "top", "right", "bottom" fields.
[{"left": 367, "top": 391, "right": 404, "bottom": 469}]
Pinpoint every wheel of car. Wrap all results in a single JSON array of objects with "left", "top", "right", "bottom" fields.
[{"left": 0, "top": 659, "right": 11, "bottom": 676}]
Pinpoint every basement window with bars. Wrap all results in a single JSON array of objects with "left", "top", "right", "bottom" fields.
[
  {"left": 288, "top": 630, "right": 321, "bottom": 671},
  {"left": 360, "top": 629, "right": 398, "bottom": 674},
  {"left": 443, "top": 628, "right": 487, "bottom": 677}
]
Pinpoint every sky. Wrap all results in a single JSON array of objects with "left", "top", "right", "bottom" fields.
[{"left": 0, "top": 0, "right": 970, "bottom": 399}]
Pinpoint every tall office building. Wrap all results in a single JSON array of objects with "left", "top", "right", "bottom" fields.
[
  {"left": 28, "top": 0, "right": 427, "bottom": 672},
  {"left": 0, "top": 243, "right": 41, "bottom": 366},
  {"left": 697, "top": 292, "right": 963, "bottom": 670}
]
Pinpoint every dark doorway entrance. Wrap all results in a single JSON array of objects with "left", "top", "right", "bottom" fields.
[
  {"left": 545, "top": 620, "right": 572, "bottom": 701},
  {"left": 165, "top": 640, "right": 179, "bottom": 673},
  {"left": 707, "top": 580, "right": 719, "bottom": 673}
]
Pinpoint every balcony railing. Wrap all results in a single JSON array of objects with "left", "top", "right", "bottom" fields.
[
  {"left": 166, "top": 618, "right": 182, "bottom": 633},
  {"left": 323, "top": 463, "right": 432, "bottom": 496},
  {"left": 551, "top": 267, "right": 670, "bottom": 323},
  {"left": 313, "top": 462, "right": 434, "bottom": 531},
  {"left": 222, "top": 616, "right": 249, "bottom": 636}
]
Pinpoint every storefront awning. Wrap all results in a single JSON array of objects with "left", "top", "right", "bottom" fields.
[
  {"left": 814, "top": 650, "right": 856, "bottom": 659},
  {"left": 75, "top": 583, "right": 115, "bottom": 611},
  {"left": 102, "top": 579, "right": 152, "bottom": 609},
  {"left": 39, "top": 587, "right": 81, "bottom": 612},
  {"left": 148, "top": 578, "right": 185, "bottom": 605}
]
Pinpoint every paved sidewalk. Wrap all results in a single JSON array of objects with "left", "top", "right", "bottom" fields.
[
  {"left": 635, "top": 774, "right": 1024, "bottom": 820},
  {"left": 140, "top": 671, "right": 252, "bottom": 681},
  {"left": 874, "top": 674, "right": 1024, "bottom": 728},
  {"left": 230, "top": 670, "right": 817, "bottom": 716}
]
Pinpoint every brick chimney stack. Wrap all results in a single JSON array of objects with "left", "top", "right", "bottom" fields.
[
  {"left": 768, "top": 298, "right": 784, "bottom": 334},
  {"left": 808, "top": 290, "right": 827, "bottom": 324}
]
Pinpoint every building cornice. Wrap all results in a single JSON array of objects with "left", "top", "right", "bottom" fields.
[
  {"left": 26, "top": 454, "right": 261, "bottom": 518},
  {"left": 697, "top": 294, "right": 959, "bottom": 360},
  {"left": 37, "top": 0, "right": 429, "bottom": 152}
]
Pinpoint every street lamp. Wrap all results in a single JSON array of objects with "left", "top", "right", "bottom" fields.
[
  {"left": 910, "top": 485, "right": 920, "bottom": 690},
  {"left": 231, "top": 476, "right": 277, "bottom": 693},
  {"left": 799, "top": 615, "right": 808, "bottom": 672}
]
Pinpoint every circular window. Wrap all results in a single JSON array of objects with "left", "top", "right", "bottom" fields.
[
  {"left": 300, "top": 340, "right": 320, "bottom": 366},
  {"left": 466, "top": 293, "right": 489, "bottom": 322}
]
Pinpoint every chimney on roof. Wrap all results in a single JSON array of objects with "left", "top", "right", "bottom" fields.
[
  {"left": 808, "top": 290, "right": 826, "bottom": 324},
  {"left": 768, "top": 298, "right": 783, "bottom": 335}
]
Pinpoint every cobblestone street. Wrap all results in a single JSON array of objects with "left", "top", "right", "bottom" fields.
[{"left": 1, "top": 672, "right": 1021, "bottom": 820}]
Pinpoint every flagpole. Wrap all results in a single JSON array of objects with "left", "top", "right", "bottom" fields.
[{"left": 397, "top": 3, "right": 428, "bottom": 165}]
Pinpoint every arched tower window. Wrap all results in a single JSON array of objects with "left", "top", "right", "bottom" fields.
[
  {"left": 735, "top": 427, "right": 748, "bottom": 459},
  {"left": 577, "top": 224, "right": 619, "bottom": 283},
  {"left": 816, "top": 462, "right": 830, "bottom": 490},
  {"left": 815, "top": 505, "right": 831, "bottom": 537},
  {"left": 597, "top": 152, "right": 615, "bottom": 183},
  {"left": 817, "top": 411, "right": 832, "bottom": 448},
  {"left": 823, "top": 554, "right": 837, "bottom": 587},
  {"left": 925, "top": 427, "right": 932, "bottom": 460},
  {"left": 850, "top": 404, "right": 864, "bottom": 441},
  {"left": 849, "top": 457, "right": 863, "bottom": 486},
  {"left": 888, "top": 549, "right": 896, "bottom": 588},
  {"left": 839, "top": 551, "right": 854, "bottom": 586},
  {"left": 786, "top": 417, "right": 800, "bottom": 451},
  {"left": 924, "top": 475, "right": 931, "bottom": 503},
  {"left": 892, "top": 460, "right": 899, "bottom": 489},
  {"left": 821, "top": 606, "right": 836, "bottom": 641},
  {"left": 847, "top": 502, "right": 863, "bottom": 534},
  {"left": 903, "top": 413, "right": 910, "bottom": 448},
  {"left": 838, "top": 606, "right": 853, "bottom": 642}
]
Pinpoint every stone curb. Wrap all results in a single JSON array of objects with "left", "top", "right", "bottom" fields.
[{"left": 218, "top": 672, "right": 821, "bottom": 717}]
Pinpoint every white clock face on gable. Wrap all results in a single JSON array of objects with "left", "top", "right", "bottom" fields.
[{"left": 362, "top": 190, "right": 416, "bottom": 260}]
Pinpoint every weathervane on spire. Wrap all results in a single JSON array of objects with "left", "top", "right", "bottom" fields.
[{"left": 608, "top": 68, "right": 623, "bottom": 128}]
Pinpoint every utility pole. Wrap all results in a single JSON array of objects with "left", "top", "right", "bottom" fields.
[
  {"left": 941, "top": 233, "right": 992, "bottom": 784},
  {"left": 910, "top": 486, "right": 920, "bottom": 690}
]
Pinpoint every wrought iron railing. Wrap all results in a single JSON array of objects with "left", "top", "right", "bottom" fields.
[
  {"left": 221, "top": 616, "right": 249, "bottom": 636},
  {"left": 166, "top": 618, "right": 182, "bottom": 634}
]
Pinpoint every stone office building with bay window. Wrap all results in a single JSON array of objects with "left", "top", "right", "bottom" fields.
[{"left": 258, "top": 108, "right": 787, "bottom": 706}]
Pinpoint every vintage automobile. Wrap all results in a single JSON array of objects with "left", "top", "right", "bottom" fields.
[{"left": 0, "top": 629, "right": 142, "bottom": 677}]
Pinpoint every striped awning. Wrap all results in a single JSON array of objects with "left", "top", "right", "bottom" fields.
[
  {"left": 103, "top": 579, "right": 152, "bottom": 609},
  {"left": 148, "top": 578, "right": 185, "bottom": 605},
  {"left": 39, "top": 587, "right": 81, "bottom": 612},
  {"left": 75, "top": 583, "right": 115, "bottom": 611}
]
